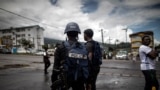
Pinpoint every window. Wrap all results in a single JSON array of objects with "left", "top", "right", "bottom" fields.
[
  {"left": 22, "top": 34, "right": 25, "bottom": 37},
  {"left": 3, "top": 31, "right": 7, "bottom": 34},
  {"left": 3, "top": 36, "right": 6, "bottom": 38},
  {"left": 7, "top": 35, "right": 11, "bottom": 39},
  {"left": 16, "top": 29, "right": 20, "bottom": 32},
  {"left": 17, "top": 34, "right": 20, "bottom": 37},
  {"left": 22, "top": 29, "right": 25, "bottom": 32},
  {"left": 8, "top": 30, "right": 11, "bottom": 33}
]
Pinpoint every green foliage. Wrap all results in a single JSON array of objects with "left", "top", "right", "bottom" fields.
[
  {"left": 42, "top": 44, "right": 48, "bottom": 51},
  {"left": 18, "top": 38, "right": 33, "bottom": 49}
]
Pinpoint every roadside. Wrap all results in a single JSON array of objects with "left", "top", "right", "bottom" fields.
[
  {"left": 0, "top": 54, "right": 54, "bottom": 72},
  {"left": 0, "top": 54, "right": 160, "bottom": 90},
  {"left": 1, "top": 54, "right": 160, "bottom": 78}
]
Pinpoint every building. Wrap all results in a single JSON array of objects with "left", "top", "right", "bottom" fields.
[
  {"left": 129, "top": 31, "right": 154, "bottom": 57},
  {"left": 0, "top": 25, "right": 44, "bottom": 51}
]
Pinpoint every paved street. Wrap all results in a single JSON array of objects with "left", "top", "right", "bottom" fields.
[{"left": 0, "top": 54, "right": 160, "bottom": 90}]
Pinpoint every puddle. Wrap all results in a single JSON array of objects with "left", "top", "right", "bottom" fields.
[
  {"left": 32, "top": 62, "right": 44, "bottom": 64},
  {"left": 0, "top": 64, "right": 30, "bottom": 70}
]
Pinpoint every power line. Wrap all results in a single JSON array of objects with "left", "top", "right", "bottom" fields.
[
  {"left": 0, "top": 8, "right": 58, "bottom": 29},
  {"left": 0, "top": 19, "right": 24, "bottom": 28}
]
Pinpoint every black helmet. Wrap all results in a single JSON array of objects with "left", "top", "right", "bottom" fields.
[{"left": 64, "top": 22, "right": 81, "bottom": 34}]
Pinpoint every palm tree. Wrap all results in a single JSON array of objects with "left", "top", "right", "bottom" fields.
[{"left": 115, "top": 39, "right": 119, "bottom": 48}]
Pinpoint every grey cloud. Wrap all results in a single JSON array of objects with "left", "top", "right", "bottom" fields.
[
  {"left": 123, "top": 0, "right": 160, "bottom": 7},
  {"left": 81, "top": 0, "right": 99, "bottom": 13},
  {"left": 50, "top": 0, "right": 58, "bottom": 5},
  {"left": 106, "top": 0, "right": 160, "bottom": 8},
  {"left": 0, "top": 0, "right": 159, "bottom": 43}
]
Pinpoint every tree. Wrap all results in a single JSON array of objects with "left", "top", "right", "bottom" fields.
[
  {"left": 18, "top": 38, "right": 33, "bottom": 53},
  {"left": 42, "top": 44, "right": 48, "bottom": 51},
  {"left": 115, "top": 39, "right": 119, "bottom": 43},
  {"left": 115, "top": 39, "right": 119, "bottom": 49}
]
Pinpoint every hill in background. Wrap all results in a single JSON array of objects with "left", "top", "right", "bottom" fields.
[{"left": 44, "top": 37, "right": 63, "bottom": 45}]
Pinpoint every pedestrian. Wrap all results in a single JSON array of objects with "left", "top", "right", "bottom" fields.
[
  {"left": 129, "top": 53, "right": 134, "bottom": 62},
  {"left": 51, "top": 22, "right": 89, "bottom": 90},
  {"left": 43, "top": 48, "right": 51, "bottom": 74},
  {"left": 133, "top": 56, "right": 136, "bottom": 62},
  {"left": 84, "top": 29, "right": 102, "bottom": 90},
  {"left": 139, "top": 35, "right": 159, "bottom": 90},
  {"left": 155, "top": 47, "right": 159, "bottom": 62},
  {"left": 132, "top": 54, "right": 137, "bottom": 63}
]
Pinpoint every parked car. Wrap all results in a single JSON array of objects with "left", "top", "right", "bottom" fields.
[
  {"left": 115, "top": 51, "right": 128, "bottom": 60},
  {"left": 0, "top": 48, "right": 11, "bottom": 54},
  {"left": 27, "top": 48, "right": 36, "bottom": 54},
  {"left": 34, "top": 50, "right": 45, "bottom": 55},
  {"left": 17, "top": 48, "right": 30, "bottom": 53},
  {"left": 47, "top": 49, "right": 54, "bottom": 56}
]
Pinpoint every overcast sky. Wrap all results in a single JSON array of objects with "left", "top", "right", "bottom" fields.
[{"left": 0, "top": 0, "right": 160, "bottom": 44}]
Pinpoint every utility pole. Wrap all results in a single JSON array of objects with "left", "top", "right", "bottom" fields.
[
  {"left": 12, "top": 32, "right": 17, "bottom": 48},
  {"left": 125, "top": 29, "right": 127, "bottom": 43},
  {"left": 122, "top": 28, "right": 128, "bottom": 44},
  {"left": 100, "top": 29, "right": 104, "bottom": 46},
  {"left": 122, "top": 28, "right": 128, "bottom": 60},
  {"left": 115, "top": 39, "right": 119, "bottom": 50},
  {"left": 33, "top": 37, "right": 34, "bottom": 47},
  {"left": 108, "top": 36, "right": 112, "bottom": 46},
  {"left": 15, "top": 35, "right": 17, "bottom": 48}
]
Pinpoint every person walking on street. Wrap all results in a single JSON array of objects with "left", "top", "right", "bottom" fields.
[
  {"left": 43, "top": 48, "right": 51, "bottom": 74},
  {"left": 139, "top": 35, "right": 159, "bottom": 90},
  {"left": 51, "top": 22, "right": 89, "bottom": 90},
  {"left": 84, "top": 29, "right": 102, "bottom": 90}
]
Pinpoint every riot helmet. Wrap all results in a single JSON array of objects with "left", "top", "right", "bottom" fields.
[{"left": 64, "top": 22, "right": 81, "bottom": 34}]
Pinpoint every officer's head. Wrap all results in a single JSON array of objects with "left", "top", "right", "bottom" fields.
[
  {"left": 142, "top": 35, "right": 151, "bottom": 46},
  {"left": 64, "top": 22, "right": 81, "bottom": 40},
  {"left": 83, "top": 29, "right": 94, "bottom": 41}
]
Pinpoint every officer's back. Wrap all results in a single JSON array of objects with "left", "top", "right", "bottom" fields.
[{"left": 51, "top": 22, "right": 89, "bottom": 90}]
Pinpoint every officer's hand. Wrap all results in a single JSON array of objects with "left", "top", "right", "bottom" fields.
[
  {"left": 89, "top": 60, "right": 93, "bottom": 66},
  {"left": 60, "top": 60, "right": 65, "bottom": 64},
  {"left": 60, "top": 65, "right": 64, "bottom": 70}
]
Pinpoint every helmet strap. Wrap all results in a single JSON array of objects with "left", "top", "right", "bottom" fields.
[
  {"left": 76, "top": 36, "right": 79, "bottom": 41},
  {"left": 66, "top": 37, "right": 68, "bottom": 41},
  {"left": 67, "top": 36, "right": 79, "bottom": 42}
]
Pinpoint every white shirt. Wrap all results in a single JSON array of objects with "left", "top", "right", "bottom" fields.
[
  {"left": 43, "top": 52, "right": 46, "bottom": 56},
  {"left": 139, "top": 45, "right": 156, "bottom": 70}
]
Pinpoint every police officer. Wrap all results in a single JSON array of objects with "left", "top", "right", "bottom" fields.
[
  {"left": 43, "top": 48, "right": 51, "bottom": 74},
  {"left": 51, "top": 22, "right": 86, "bottom": 90}
]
